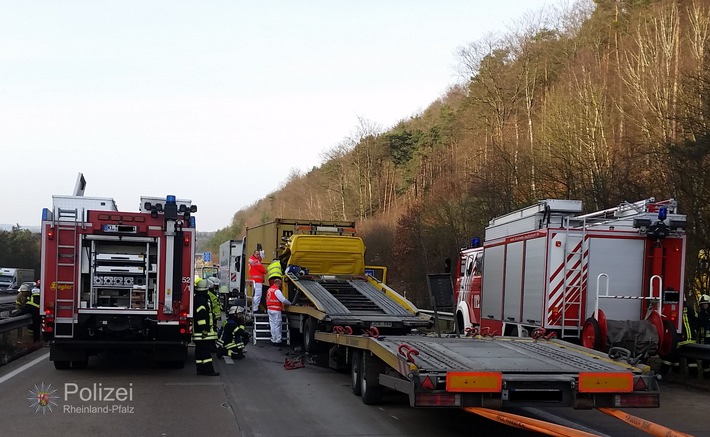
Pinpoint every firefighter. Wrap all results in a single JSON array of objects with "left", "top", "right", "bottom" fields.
[
  {"left": 207, "top": 277, "right": 223, "bottom": 327},
  {"left": 265, "top": 278, "right": 291, "bottom": 346},
  {"left": 13, "top": 284, "right": 40, "bottom": 342},
  {"left": 267, "top": 253, "right": 283, "bottom": 286},
  {"left": 248, "top": 249, "right": 266, "bottom": 314},
  {"left": 660, "top": 300, "right": 699, "bottom": 376},
  {"left": 193, "top": 279, "right": 219, "bottom": 376},
  {"left": 216, "top": 306, "right": 250, "bottom": 360},
  {"left": 698, "top": 294, "right": 710, "bottom": 377},
  {"left": 14, "top": 283, "right": 31, "bottom": 310},
  {"left": 692, "top": 250, "right": 710, "bottom": 303}
]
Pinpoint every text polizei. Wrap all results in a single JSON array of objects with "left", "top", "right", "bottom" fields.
[{"left": 64, "top": 383, "right": 133, "bottom": 402}]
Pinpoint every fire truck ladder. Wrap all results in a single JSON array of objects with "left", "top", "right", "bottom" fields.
[
  {"left": 53, "top": 208, "right": 81, "bottom": 338},
  {"left": 561, "top": 217, "right": 587, "bottom": 338}
]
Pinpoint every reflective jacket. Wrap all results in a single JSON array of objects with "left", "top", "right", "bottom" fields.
[
  {"left": 266, "top": 285, "right": 285, "bottom": 311},
  {"left": 267, "top": 259, "right": 283, "bottom": 280},
  {"left": 15, "top": 290, "right": 29, "bottom": 310},
  {"left": 27, "top": 291, "right": 40, "bottom": 309},
  {"left": 248, "top": 255, "right": 266, "bottom": 284},
  {"left": 193, "top": 292, "right": 217, "bottom": 341},
  {"left": 208, "top": 289, "right": 222, "bottom": 320},
  {"left": 216, "top": 317, "right": 249, "bottom": 357}
]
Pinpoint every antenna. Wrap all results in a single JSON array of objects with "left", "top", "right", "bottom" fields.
[{"left": 73, "top": 172, "right": 86, "bottom": 196}]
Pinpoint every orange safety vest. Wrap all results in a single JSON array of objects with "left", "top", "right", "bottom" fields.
[
  {"left": 266, "top": 286, "right": 283, "bottom": 311},
  {"left": 248, "top": 255, "right": 266, "bottom": 283}
]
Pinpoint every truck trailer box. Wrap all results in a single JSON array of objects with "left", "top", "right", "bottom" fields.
[
  {"left": 219, "top": 239, "right": 244, "bottom": 295},
  {"left": 245, "top": 219, "right": 356, "bottom": 261}
]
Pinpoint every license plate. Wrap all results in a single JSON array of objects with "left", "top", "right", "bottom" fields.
[{"left": 371, "top": 322, "right": 392, "bottom": 327}]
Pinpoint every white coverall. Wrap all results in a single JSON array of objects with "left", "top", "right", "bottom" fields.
[{"left": 267, "top": 287, "right": 291, "bottom": 344}]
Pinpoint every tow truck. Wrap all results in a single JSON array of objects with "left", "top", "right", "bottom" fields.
[{"left": 276, "top": 233, "right": 661, "bottom": 410}]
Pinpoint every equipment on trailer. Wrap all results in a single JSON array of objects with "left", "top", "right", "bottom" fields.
[{"left": 454, "top": 198, "right": 686, "bottom": 358}]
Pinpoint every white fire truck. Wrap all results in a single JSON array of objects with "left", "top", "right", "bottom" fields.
[
  {"left": 40, "top": 193, "right": 197, "bottom": 369},
  {"left": 454, "top": 198, "right": 687, "bottom": 358}
]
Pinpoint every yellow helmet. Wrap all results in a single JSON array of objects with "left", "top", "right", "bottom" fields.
[{"left": 195, "top": 279, "right": 209, "bottom": 291}]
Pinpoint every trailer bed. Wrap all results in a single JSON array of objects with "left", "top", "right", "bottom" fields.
[
  {"left": 370, "top": 335, "right": 641, "bottom": 374},
  {"left": 316, "top": 331, "right": 659, "bottom": 409},
  {"left": 288, "top": 275, "right": 430, "bottom": 328}
]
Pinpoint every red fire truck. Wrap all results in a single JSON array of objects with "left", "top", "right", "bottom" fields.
[
  {"left": 40, "top": 194, "right": 197, "bottom": 369},
  {"left": 454, "top": 198, "right": 686, "bottom": 357}
]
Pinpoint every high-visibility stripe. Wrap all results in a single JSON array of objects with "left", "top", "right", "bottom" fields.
[{"left": 266, "top": 287, "right": 283, "bottom": 311}]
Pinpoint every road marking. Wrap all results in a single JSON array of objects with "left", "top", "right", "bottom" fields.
[
  {"left": 223, "top": 357, "right": 234, "bottom": 364},
  {"left": 0, "top": 352, "right": 49, "bottom": 385}
]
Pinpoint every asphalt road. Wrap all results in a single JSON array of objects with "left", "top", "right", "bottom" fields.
[{"left": 0, "top": 341, "right": 706, "bottom": 437}]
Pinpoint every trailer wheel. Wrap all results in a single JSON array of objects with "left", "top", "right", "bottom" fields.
[
  {"left": 303, "top": 317, "right": 321, "bottom": 353},
  {"left": 53, "top": 360, "right": 70, "bottom": 370},
  {"left": 351, "top": 349, "right": 363, "bottom": 396},
  {"left": 581, "top": 317, "right": 603, "bottom": 350},
  {"left": 658, "top": 319, "right": 679, "bottom": 357},
  {"left": 360, "top": 352, "right": 383, "bottom": 405}
]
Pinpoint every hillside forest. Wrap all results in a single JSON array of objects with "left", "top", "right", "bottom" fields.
[{"left": 206, "top": 0, "right": 710, "bottom": 308}]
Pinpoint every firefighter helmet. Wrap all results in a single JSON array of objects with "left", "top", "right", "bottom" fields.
[
  {"left": 228, "top": 306, "right": 245, "bottom": 316},
  {"left": 700, "top": 294, "right": 710, "bottom": 305},
  {"left": 18, "top": 284, "right": 30, "bottom": 292},
  {"left": 208, "top": 277, "right": 220, "bottom": 289},
  {"left": 195, "top": 279, "right": 209, "bottom": 291}
]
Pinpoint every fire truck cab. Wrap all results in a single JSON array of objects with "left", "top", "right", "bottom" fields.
[
  {"left": 41, "top": 194, "right": 197, "bottom": 369},
  {"left": 455, "top": 198, "right": 686, "bottom": 357}
]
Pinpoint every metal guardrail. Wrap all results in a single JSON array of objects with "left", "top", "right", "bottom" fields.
[
  {"left": 0, "top": 302, "right": 16, "bottom": 318},
  {"left": 0, "top": 313, "right": 31, "bottom": 334}
]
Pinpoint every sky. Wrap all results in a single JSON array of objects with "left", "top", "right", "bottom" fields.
[{"left": 0, "top": 0, "right": 570, "bottom": 232}]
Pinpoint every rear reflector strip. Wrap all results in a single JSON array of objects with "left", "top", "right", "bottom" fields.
[
  {"left": 415, "top": 393, "right": 461, "bottom": 407},
  {"left": 446, "top": 372, "right": 502, "bottom": 392},
  {"left": 614, "top": 394, "right": 660, "bottom": 408},
  {"left": 578, "top": 372, "right": 633, "bottom": 393}
]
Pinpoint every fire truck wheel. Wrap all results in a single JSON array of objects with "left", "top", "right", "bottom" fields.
[
  {"left": 456, "top": 312, "right": 465, "bottom": 335},
  {"left": 53, "top": 360, "right": 70, "bottom": 370},
  {"left": 351, "top": 349, "right": 363, "bottom": 396},
  {"left": 360, "top": 352, "right": 384, "bottom": 405},
  {"left": 71, "top": 359, "right": 88, "bottom": 369},
  {"left": 658, "top": 319, "right": 679, "bottom": 357},
  {"left": 581, "top": 317, "right": 603, "bottom": 350}
]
